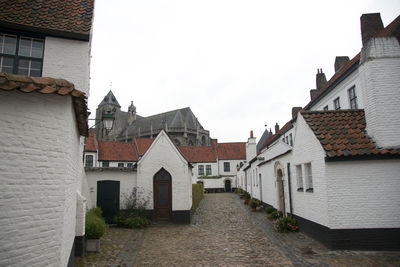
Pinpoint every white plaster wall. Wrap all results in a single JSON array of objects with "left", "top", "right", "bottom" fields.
[
  {"left": 359, "top": 37, "right": 400, "bottom": 148},
  {"left": 85, "top": 170, "right": 137, "bottom": 209},
  {"left": 218, "top": 159, "right": 243, "bottom": 176},
  {"left": 138, "top": 132, "right": 192, "bottom": 211},
  {"left": 291, "top": 114, "right": 329, "bottom": 227},
  {"left": 311, "top": 69, "right": 363, "bottom": 111},
  {"left": 246, "top": 137, "right": 257, "bottom": 162},
  {"left": 42, "top": 37, "right": 90, "bottom": 95},
  {"left": 191, "top": 162, "right": 218, "bottom": 183},
  {"left": 0, "top": 90, "right": 81, "bottom": 267},
  {"left": 326, "top": 160, "right": 400, "bottom": 229},
  {"left": 84, "top": 151, "right": 98, "bottom": 167}
]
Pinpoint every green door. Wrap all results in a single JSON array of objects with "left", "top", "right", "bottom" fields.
[{"left": 97, "top": 180, "right": 120, "bottom": 223}]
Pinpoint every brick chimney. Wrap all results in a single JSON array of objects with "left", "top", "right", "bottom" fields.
[
  {"left": 292, "top": 107, "right": 302, "bottom": 119},
  {"left": 361, "top": 13, "right": 384, "bottom": 46},
  {"left": 316, "top": 68, "right": 327, "bottom": 90},
  {"left": 334, "top": 56, "right": 350, "bottom": 72},
  {"left": 310, "top": 89, "right": 318, "bottom": 100},
  {"left": 275, "top": 123, "right": 280, "bottom": 134}
]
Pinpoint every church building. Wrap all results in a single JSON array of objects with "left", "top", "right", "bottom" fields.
[{"left": 95, "top": 91, "right": 210, "bottom": 146}]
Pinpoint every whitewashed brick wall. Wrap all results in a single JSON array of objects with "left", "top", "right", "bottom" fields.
[
  {"left": 0, "top": 91, "right": 82, "bottom": 267},
  {"left": 85, "top": 170, "right": 137, "bottom": 210},
  {"left": 137, "top": 132, "right": 192, "bottom": 211},
  {"left": 291, "top": 114, "right": 329, "bottom": 227},
  {"left": 359, "top": 36, "right": 400, "bottom": 148},
  {"left": 42, "top": 37, "right": 90, "bottom": 95},
  {"left": 326, "top": 160, "right": 400, "bottom": 229}
]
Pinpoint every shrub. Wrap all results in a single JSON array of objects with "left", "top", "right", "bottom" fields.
[
  {"left": 275, "top": 216, "right": 299, "bottom": 233},
  {"left": 270, "top": 210, "right": 283, "bottom": 220},
  {"left": 265, "top": 206, "right": 276, "bottom": 214},
  {"left": 234, "top": 188, "right": 242, "bottom": 194},
  {"left": 85, "top": 208, "right": 106, "bottom": 239},
  {"left": 243, "top": 191, "right": 251, "bottom": 200},
  {"left": 192, "top": 183, "right": 204, "bottom": 212},
  {"left": 248, "top": 198, "right": 261, "bottom": 209},
  {"left": 113, "top": 210, "right": 150, "bottom": 228}
]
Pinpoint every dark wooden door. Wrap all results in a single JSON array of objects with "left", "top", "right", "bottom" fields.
[
  {"left": 225, "top": 180, "right": 231, "bottom": 192},
  {"left": 154, "top": 169, "right": 172, "bottom": 222},
  {"left": 97, "top": 180, "right": 120, "bottom": 223}
]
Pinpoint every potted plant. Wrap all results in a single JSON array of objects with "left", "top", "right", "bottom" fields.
[
  {"left": 85, "top": 208, "right": 107, "bottom": 252},
  {"left": 249, "top": 198, "right": 260, "bottom": 211},
  {"left": 243, "top": 192, "right": 251, "bottom": 204}
]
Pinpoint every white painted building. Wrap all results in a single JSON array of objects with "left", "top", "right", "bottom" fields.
[
  {"left": 0, "top": 1, "right": 94, "bottom": 266},
  {"left": 239, "top": 13, "right": 400, "bottom": 250}
]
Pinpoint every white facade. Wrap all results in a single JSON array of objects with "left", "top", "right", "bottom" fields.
[
  {"left": 0, "top": 91, "right": 82, "bottom": 266},
  {"left": 42, "top": 37, "right": 91, "bottom": 95},
  {"left": 137, "top": 131, "right": 192, "bottom": 212}
]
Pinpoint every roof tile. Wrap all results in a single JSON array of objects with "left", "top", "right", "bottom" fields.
[
  {"left": 179, "top": 146, "right": 217, "bottom": 163},
  {"left": 98, "top": 141, "right": 138, "bottom": 161},
  {"left": 216, "top": 142, "right": 246, "bottom": 160}
]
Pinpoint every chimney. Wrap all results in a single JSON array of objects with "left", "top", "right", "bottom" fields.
[
  {"left": 292, "top": 107, "right": 302, "bottom": 119},
  {"left": 316, "top": 68, "right": 327, "bottom": 90},
  {"left": 275, "top": 123, "right": 280, "bottom": 134},
  {"left": 334, "top": 56, "right": 350, "bottom": 72},
  {"left": 310, "top": 89, "right": 318, "bottom": 100},
  {"left": 361, "top": 13, "right": 383, "bottom": 46},
  {"left": 246, "top": 130, "right": 257, "bottom": 162}
]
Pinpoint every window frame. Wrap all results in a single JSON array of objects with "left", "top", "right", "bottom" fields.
[
  {"left": 333, "top": 97, "right": 341, "bottom": 110},
  {"left": 289, "top": 133, "right": 293, "bottom": 146},
  {"left": 85, "top": 155, "right": 93, "bottom": 167},
  {"left": 304, "top": 163, "right": 313, "bottom": 193},
  {"left": 323, "top": 105, "right": 329, "bottom": 111},
  {"left": 348, "top": 86, "right": 358, "bottom": 109},
  {"left": 205, "top": 164, "right": 212, "bottom": 176},
  {"left": 198, "top": 165, "right": 204, "bottom": 176},
  {"left": 295, "top": 164, "right": 303, "bottom": 191},
  {"left": 102, "top": 161, "right": 109, "bottom": 168},
  {"left": 223, "top": 162, "right": 230, "bottom": 172},
  {"left": 0, "top": 32, "right": 45, "bottom": 76},
  {"left": 118, "top": 163, "right": 124, "bottom": 168}
]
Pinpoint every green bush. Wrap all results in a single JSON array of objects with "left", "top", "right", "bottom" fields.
[
  {"left": 265, "top": 206, "right": 276, "bottom": 214},
  {"left": 234, "top": 188, "right": 242, "bottom": 194},
  {"left": 270, "top": 210, "right": 283, "bottom": 220},
  {"left": 248, "top": 198, "right": 261, "bottom": 209},
  {"left": 87, "top": 207, "right": 102, "bottom": 218},
  {"left": 85, "top": 208, "right": 106, "bottom": 239},
  {"left": 275, "top": 216, "right": 299, "bottom": 233},
  {"left": 243, "top": 191, "right": 251, "bottom": 200},
  {"left": 192, "top": 183, "right": 204, "bottom": 212},
  {"left": 113, "top": 210, "right": 150, "bottom": 228}
]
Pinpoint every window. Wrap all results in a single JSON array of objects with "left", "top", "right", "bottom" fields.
[
  {"left": 102, "top": 161, "right": 109, "bottom": 167},
  {"left": 295, "top": 164, "right": 303, "bottom": 191},
  {"left": 333, "top": 97, "right": 341, "bottom": 110},
  {"left": 0, "top": 33, "right": 44, "bottom": 76},
  {"left": 85, "top": 155, "right": 93, "bottom": 167},
  {"left": 285, "top": 136, "right": 289, "bottom": 144},
  {"left": 127, "top": 163, "right": 133, "bottom": 168},
  {"left": 118, "top": 163, "right": 124, "bottom": 167},
  {"left": 323, "top": 105, "right": 328, "bottom": 111},
  {"left": 224, "top": 162, "right": 230, "bottom": 172},
  {"left": 198, "top": 165, "right": 204, "bottom": 176},
  {"left": 206, "top": 165, "right": 211, "bottom": 175},
  {"left": 289, "top": 133, "right": 293, "bottom": 146},
  {"left": 305, "top": 163, "right": 313, "bottom": 192},
  {"left": 348, "top": 86, "right": 358, "bottom": 109}
]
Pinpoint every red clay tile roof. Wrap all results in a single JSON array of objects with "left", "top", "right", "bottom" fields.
[
  {"left": 258, "top": 121, "right": 294, "bottom": 153},
  {"left": 85, "top": 129, "right": 98, "bottom": 151},
  {"left": 0, "top": 0, "right": 94, "bottom": 40},
  {"left": 305, "top": 14, "right": 400, "bottom": 110},
  {"left": 301, "top": 110, "right": 400, "bottom": 159},
  {"left": 0, "top": 72, "right": 88, "bottom": 136},
  {"left": 134, "top": 138, "right": 154, "bottom": 156},
  {"left": 179, "top": 146, "right": 217, "bottom": 163},
  {"left": 216, "top": 142, "right": 246, "bottom": 160},
  {"left": 98, "top": 141, "right": 138, "bottom": 161}
]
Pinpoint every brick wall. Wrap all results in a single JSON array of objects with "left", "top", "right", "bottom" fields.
[{"left": 0, "top": 91, "right": 82, "bottom": 266}]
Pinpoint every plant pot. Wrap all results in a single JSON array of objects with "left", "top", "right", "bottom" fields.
[
  {"left": 251, "top": 207, "right": 256, "bottom": 211},
  {"left": 86, "top": 239, "right": 100, "bottom": 252},
  {"left": 256, "top": 206, "right": 263, "bottom": 212},
  {"left": 244, "top": 199, "right": 249, "bottom": 205}
]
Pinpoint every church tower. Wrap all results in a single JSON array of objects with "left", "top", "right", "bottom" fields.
[{"left": 95, "top": 90, "right": 121, "bottom": 141}]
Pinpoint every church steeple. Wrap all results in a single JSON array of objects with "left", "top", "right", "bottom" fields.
[{"left": 98, "top": 90, "right": 121, "bottom": 108}]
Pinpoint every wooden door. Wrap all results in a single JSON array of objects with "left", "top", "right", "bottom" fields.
[
  {"left": 225, "top": 180, "right": 231, "bottom": 192},
  {"left": 97, "top": 180, "right": 120, "bottom": 223},
  {"left": 154, "top": 169, "right": 172, "bottom": 222}
]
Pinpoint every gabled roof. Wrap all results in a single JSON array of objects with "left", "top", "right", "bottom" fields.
[
  {"left": 0, "top": 72, "right": 88, "bottom": 136},
  {"left": 301, "top": 110, "right": 400, "bottom": 160},
  {"left": 134, "top": 137, "right": 154, "bottom": 156},
  {"left": 98, "top": 141, "right": 138, "bottom": 161},
  {"left": 0, "top": 0, "right": 94, "bottom": 41},
  {"left": 98, "top": 90, "right": 121, "bottom": 107},
  {"left": 216, "top": 142, "right": 246, "bottom": 160},
  {"left": 85, "top": 129, "right": 98, "bottom": 151},
  {"left": 256, "top": 128, "right": 271, "bottom": 153},
  {"left": 259, "top": 121, "right": 294, "bottom": 153},
  {"left": 179, "top": 146, "right": 217, "bottom": 163},
  {"left": 305, "top": 14, "right": 400, "bottom": 111}
]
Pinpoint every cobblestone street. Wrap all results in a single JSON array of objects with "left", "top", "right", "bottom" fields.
[{"left": 133, "top": 193, "right": 292, "bottom": 266}]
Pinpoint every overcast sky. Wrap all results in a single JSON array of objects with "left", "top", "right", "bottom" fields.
[{"left": 88, "top": 0, "right": 399, "bottom": 143}]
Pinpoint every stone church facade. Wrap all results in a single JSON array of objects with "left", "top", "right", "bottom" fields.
[{"left": 95, "top": 91, "right": 210, "bottom": 146}]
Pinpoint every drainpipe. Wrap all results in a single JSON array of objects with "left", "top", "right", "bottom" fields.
[{"left": 287, "top": 163, "right": 293, "bottom": 217}]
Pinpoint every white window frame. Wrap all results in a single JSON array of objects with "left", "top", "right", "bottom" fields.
[
  {"left": 348, "top": 86, "right": 358, "bottom": 109},
  {"left": 85, "top": 155, "right": 93, "bottom": 167},
  {"left": 295, "top": 164, "right": 303, "bottom": 191},
  {"left": 224, "top": 162, "right": 230, "bottom": 172},
  {"left": 198, "top": 165, "right": 204, "bottom": 176},
  {"left": 206, "top": 164, "right": 212, "bottom": 176},
  {"left": 304, "top": 163, "right": 313, "bottom": 192},
  {"left": 334, "top": 97, "right": 341, "bottom": 110}
]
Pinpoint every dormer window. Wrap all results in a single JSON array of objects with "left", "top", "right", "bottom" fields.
[
  {"left": 0, "top": 33, "right": 44, "bottom": 76},
  {"left": 348, "top": 86, "right": 358, "bottom": 109},
  {"left": 334, "top": 97, "right": 341, "bottom": 110}
]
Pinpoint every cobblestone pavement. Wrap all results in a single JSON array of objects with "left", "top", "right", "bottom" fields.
[{"left": 133, "top": 193, "right": 292, "bottom": 266}]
